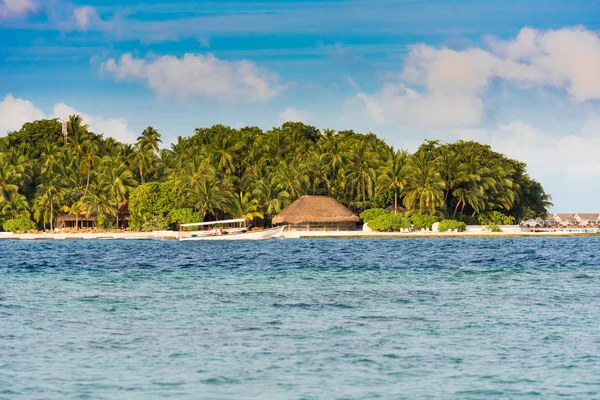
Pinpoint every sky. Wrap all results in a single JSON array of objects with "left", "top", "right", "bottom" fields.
[{"left": 1, "top": 0, "right": 600, "bottom": 211}]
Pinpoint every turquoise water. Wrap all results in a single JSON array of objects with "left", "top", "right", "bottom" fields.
[{"left": 2, "top": 238, "right": 600, "bottom": 399}]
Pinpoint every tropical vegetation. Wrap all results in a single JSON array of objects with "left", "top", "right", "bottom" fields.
[{"left": 0, "top": 117, "right": 552, "bottom": 231}]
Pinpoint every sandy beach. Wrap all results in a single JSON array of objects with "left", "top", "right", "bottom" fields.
[{"left": 1, "top": 229, "right": 598, "bottom": 240}]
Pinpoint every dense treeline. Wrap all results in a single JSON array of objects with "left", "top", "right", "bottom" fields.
[{"left": 0, "top": 116, "right": 552, "bottom": 231}]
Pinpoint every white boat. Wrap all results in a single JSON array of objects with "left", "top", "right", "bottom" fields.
[{"left": 178, "top": 219, "right": 285, "bottom": 241}]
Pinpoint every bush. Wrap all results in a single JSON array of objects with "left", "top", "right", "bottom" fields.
[
  {"left": 410, "top": 214, "right": 438, "bottom": 230},
  {"left": 141, "top": 215, "right": 169, "bottom": 232},
  {"left": 360, "top": 208, "right": 389, "bottom": 223},
  {"left": 130, "top": 180, "right": 180, "bottom": 230},
  {"left": 369, "top": 213, "right": 411, "bottom": 232},
  {"left": 478, "top": 211, "right": 515, "bottom": 226},
  {"left": 485, "top": 224, "right": 502, "bottom": 232},
  {"left": 2, "top": 217, "right": 36, "bottom": 233},
  {"left": 438, "top": 220, "right": 467, "bottom": 232},
  {"left": 167, "top": 208, "right": 203, "bottom": 228}
]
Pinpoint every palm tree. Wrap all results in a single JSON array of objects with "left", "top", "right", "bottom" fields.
[
  {"left": 0, "top": 192, "right": 29, "bottom": 220},
  {"left": 208, "top": 130, "right": 238, "bottom": 176},
  {"left": 137, "top": 126, "right": 162, "bottom": 154},
  {"left": 403, "top": 151, "right": 445, "bottom": 215},
  {"left": 252, "top": 176, "right": 289, "bottom": 225},
  {"left": 188, "top": 178, "right": 230, "bottom": 218},
  {"left": 377, "top": 148, "right": 408, "bottom": 212},
  {"left": 37, "top": 173, "right": 62, "bottom": 230},
  {"left": 98, "top": 156, "right": 136, "bottom": 227},
  {"left": 0, "top": 157, "right": 21, "bottom": 204},
  {"left": 346, "top": 139, "right": 378, "bottom": 210},
  {"left": 227, "top": 192, "right": 264, "bottom": 222},
  {"left": 60, "top": 201, "right": 85, "bottom": 230}
]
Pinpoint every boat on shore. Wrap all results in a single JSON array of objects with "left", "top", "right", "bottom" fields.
[{"left": 178, "top": 219, "right": 284, "bottom": 241}]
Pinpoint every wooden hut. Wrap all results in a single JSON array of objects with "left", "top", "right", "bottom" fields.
[{"left": 272, "top": 195, "right": 360, "bottom": 231}]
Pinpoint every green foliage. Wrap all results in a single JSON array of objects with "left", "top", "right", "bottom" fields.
[
  {"left": 410, "top": 214, "right": 438, "bottom": 230},
  {"left": 129, "top": 181, "right": 179, "bottom": 229},
  {"left": 0, "top": 116, "right": 552, "bottom": 233},
  {"left": 485, "top": 224, "right": 503, "bottom": 232},
  {"left": 369, "top": 213, "right": 411, "bottom": 232},
  {"left": 2, "top": 217, "right": 36, "bottom": 233},
  {"left": 360, "top": 208, "right": 389, "bottom": 223},
  {"left": 438, "top": 220, "right": 467, "bottom": 232},
  {"left": 478, "top": 211, "right": 515, "bottom": 225},
  {"left": 141, "top": 215, "right": 169, "bottom": 232},
  {"left": 167, "top": 208, "right": 203, "bottom": 227}
]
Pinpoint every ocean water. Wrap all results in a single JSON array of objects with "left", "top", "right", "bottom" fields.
[{"left": 1, "top": 238, "right": 600, "bottom": 399}]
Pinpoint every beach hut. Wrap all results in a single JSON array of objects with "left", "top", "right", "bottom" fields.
[{"left": 272, "top": 195, "right": 360, "bottom": 231}]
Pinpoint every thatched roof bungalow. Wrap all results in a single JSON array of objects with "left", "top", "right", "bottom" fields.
[{"left": 273, "top": 195, "right": 360, "bottom": 231}]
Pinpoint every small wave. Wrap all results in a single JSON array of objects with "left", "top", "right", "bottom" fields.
[{"left": 272, "top": 302, "right": 354, "bottom": 310}]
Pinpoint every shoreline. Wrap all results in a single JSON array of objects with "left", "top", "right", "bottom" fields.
[{"left": 1, "top": 230, "right": 599, "bottom": 240}]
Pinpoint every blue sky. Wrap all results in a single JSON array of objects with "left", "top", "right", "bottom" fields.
[{"left": 1, "top": 0, "right": 600, "bottom": 211}]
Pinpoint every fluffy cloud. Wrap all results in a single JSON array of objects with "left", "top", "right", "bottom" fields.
[
  {"left": 357, "top": 26, "right": 600, "bottom": 129},
  {"left": 0, "top": 94, "right": 45, "bottom": 135},
  {"left": 277, "top": 108, "right": 310, "bottom": 124},
  {"left": 0, "top": 0, "right": 36, "bottom": 18},
  {"left": 52, "top": 103, "right": 136, "bottom": 143},
  {"left": 73, "top": 6, "right": 99, "bottom": 30},
  {"left": 101, "top": 53, "right": 285, "bottom": 103},
  {"left": 0, "top": 94, "right": 136, "bottom": 143}
]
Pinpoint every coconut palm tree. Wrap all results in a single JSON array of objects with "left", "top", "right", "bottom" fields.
[
  {"left": 98, "top": 156, "right": 136, "bottom": 227},
  {"left": 377, "top": 148, "right": 408, "bottom": 213},
  {"left": 403, "top": 151, "right": 445, "bottom": 215},
  {"left": 188, "top": 178, "right": 230, "bottom": 219},
  {"left": 227, "top": 191, "right": 264, "bottom": 221},
  {"left": 252, "top": 176, "right": 289, "bottom": 225},
  {"left": 59, "top": 201, "right": 85, "bottom": 230}
]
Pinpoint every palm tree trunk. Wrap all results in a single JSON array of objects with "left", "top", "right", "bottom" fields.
[
  {"left": 394, "top": 190, "right": 398, "bottom": 214},
  {"left": 50, "top": 198, "right": 53, "bottom": 231},
  {"left": 453, "top": 201, "right": 461, "bottom": 219},
  {"left": 116, "top": 203, "right": 119, "bottom": 229},
  {"left": 85, "top": 164, "right": 91, "bottom": 195},
  {"left": 75, "top": 213, "right": 78, "bottom": 231}
]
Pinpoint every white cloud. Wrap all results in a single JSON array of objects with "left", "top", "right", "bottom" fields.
[
  {"left": 0, "top": 0, "right": 36, "bottom": 18},
  {"left": 277, "top": 108, "right": 310, "bottom": 124},
  {"left": 0, "top": 94, "right": 45, "bottom": 135},
  {"left": 356, "top": 26, "right": 600, "bottom": 129},
  {"left": 0, "top": 94, "right": 136, "bottom": 143},
  {"left": 73, "top": 5, "right": 99, "bottom": 30},
  {"left": 101, "top": 52, "right": 285, "bottom": 103},
  {"left": 52, "top": 103, "right": 137, "bottom": 143}
]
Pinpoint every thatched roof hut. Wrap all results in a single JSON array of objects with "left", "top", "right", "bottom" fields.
[{"left": 273, "top": 195, "right": 360, "bottom": 231}]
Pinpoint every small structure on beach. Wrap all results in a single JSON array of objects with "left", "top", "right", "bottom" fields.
[
  {"left": 273, "top": 195, "right": 360, "bottom": 231},
  {"left": 55, "top": 203, "right": 131, "bottom": 230}
]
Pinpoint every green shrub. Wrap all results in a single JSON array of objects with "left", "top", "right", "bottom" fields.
[
  {"left": 438, "top": 220, "right": 467, "bottom": 232},
  {"left": 369, "top": 213, "right": 411, "bottom": 232},
  {"left": 410, "top": 214, "right": 438, "bottom": 230},
  {"left": 360, "top": 208, "right": 389, "bottom": 223},
  {"left": 485, "top": 224, "right": 502, "bottom": 232},
  {"left": 141, "top": 215, "right": 169, "bottom": 232},
  {"left": 2, "top": 217, "right": 36, "bottom": 233},
  {"left": 478, "top": 211, "right": 515, "bottom": 225},
  {"left": 130, "top": 180, "right": 180, "bottom": 230},
  {"left": 167, "top": 208, "right": 203, "bottom": 228}
]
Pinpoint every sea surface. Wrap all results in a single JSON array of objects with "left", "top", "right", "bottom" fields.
[{"left": 1, "top": 237, "right": 600, "bottom": 399}]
